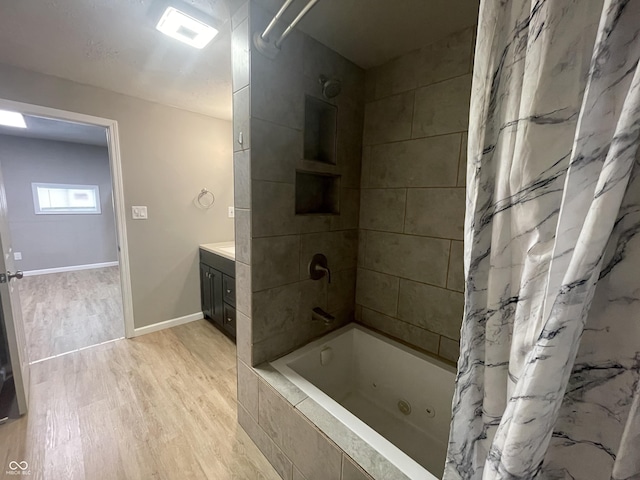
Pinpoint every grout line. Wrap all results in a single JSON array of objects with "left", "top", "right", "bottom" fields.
[
  {"left": 456, "top": 132, "right": 465, "bottom": 187},
  {"left": 360, "top": 304, "right": 457, "bottom": 341},
  {"left": 364, "top": 129, "right": 469, "bottom": 148},
  {"left": 445, "top": 239, "right": 453, "bottom": 289},
  {"left": 358, "top": 265, "right": 462, "bottom": 293},
  {"left": 30, "top": 337, "right": 125, "bottom": 365},
  {"left": 401, "top": 188, "right": 409, "bottom": 234},
  {"left": 359, "top": 226, "right": 462, "bottom": 243},
  {"left": 368, "top": 71, "right": 473, "bottom": 104}
]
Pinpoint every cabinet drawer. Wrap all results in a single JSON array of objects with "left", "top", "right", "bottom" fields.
[
  {"left": 223, "top": 304, "right": 236, "bottom": 337},
  {"left": 223, "top": 274, "right": 235, "bottom": 307}
]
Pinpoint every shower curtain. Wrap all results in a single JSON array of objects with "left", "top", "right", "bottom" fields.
[{"left": 444, "top": 0, "right": 640, "bottom": 478}]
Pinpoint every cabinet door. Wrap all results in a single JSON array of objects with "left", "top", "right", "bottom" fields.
[
  {"left": 223, "top": 304, "right": 236, "bottom": 338},
  {"left": 200, "top": 264, "right": 213, "bottom": 319},
  {"left": 222, "top": 274, "right": 235, "bottom": 307},
  {"left": 210, "top": 268, "right": 224, "bottom": 326}
]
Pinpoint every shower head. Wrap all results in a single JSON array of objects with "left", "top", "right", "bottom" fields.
[{"left": 319, "top": 75, "right": 342, "bottom": 99}]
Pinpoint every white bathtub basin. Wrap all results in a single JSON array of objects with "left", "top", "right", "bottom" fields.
[{"left": 271, "top": 324, "right": 456, "bottom": 480}]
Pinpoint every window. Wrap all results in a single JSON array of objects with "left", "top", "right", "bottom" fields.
[{"left": 32, "top": 183, "right": 101, "bottom": 215}]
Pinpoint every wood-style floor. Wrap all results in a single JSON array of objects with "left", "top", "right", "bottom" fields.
[
  {"left": 0, "top": 320, "right": 280, "bottom": 480},
  {"left": 19, "top": 267, "right": 125, "bottom": 362}
]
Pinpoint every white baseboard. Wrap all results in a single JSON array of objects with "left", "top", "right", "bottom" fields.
[
  {"left": 132, "top": 312, "right": 204, "bottom": 337},
  {"left": 23, "top": 261, "right": 119, "bottom": 277}
]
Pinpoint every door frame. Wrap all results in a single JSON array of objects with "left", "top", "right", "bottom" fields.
[{"left": 0, "top": 98, "right": 135, "bottom": 338}]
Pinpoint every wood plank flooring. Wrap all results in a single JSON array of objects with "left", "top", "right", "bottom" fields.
[
  {"left": 0, "top": 320, "right": 280, "bottom": 480},
  {"left": 19, "top": 267, "right": 125, "bottom": 362}
]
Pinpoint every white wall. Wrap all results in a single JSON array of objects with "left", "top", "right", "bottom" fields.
[
  {"left": 0, "top": 63, "right": 234, "bottom": 329},
  {"left": 0, "top": 135, "right": 117, "bottom": 271}
]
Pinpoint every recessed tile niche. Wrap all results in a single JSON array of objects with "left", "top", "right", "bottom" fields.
[
  {"left": 295, "top": 171, "right": 340, "bottom": 215},
  {"left": 303, "top": 95, "right": 337, "bottom": 165}
]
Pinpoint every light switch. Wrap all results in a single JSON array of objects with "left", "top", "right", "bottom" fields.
[
  {"left": 132, "top": 206, "right": 148, "bottom": 219},
  {"left": 228, "top": 206, "right": 235, "bottom": 218},
  {"left": 13, "top": 252, "right": 22, "bottom": 260}
]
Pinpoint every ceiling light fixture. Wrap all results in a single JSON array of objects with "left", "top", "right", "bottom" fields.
[
  {"left": 156, "top": 6, "right": 219, "bottom": 49},
  {"left": 0, "top": 110, "right": 27, "bottom": 129}
]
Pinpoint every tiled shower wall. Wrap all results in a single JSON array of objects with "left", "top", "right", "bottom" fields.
[
  {"left": 232, "top": 1, "right": 365, "bottom": 366},
  {"left": 232, "top": 2, "right": 369, "bottom": 479},
  {"left": 355, "top": 27, "right": 474, "bottom": 363}
]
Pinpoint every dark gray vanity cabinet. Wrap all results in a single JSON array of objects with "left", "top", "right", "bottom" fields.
[{"left": 199, "top": 248, "right": 236, "bottom": 341}]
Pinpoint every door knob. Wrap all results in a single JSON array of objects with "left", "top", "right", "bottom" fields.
[{"left": 7, "top": 271, "right": 23, "bottom": 281}]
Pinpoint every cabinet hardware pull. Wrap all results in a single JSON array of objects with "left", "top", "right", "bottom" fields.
[
  {"left": 227, "top": 318, "right": 232, "bottom": 323},
  {"left": 226, "top": 289, "right": 232, "bottom": 294}
]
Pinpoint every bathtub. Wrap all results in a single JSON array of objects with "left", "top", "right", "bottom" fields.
[{"left": 270, "top": 323, "right": 456, "bottom": 480}]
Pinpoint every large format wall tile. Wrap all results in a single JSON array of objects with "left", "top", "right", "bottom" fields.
[
  {"left": 258, "top": 381, "right": 342, "bottom": 480},
  {"left": 232, "top": 17, "right": 250, "bottom": 93},
  {"left": 363, "top": 231, "right": 450, "bottom": 286},
  {"left": 233, "top": 85, "right": 250, "bottom": 152},
  {"left": 355, "top": 26, "right": 473, "bottom": 365},
  {"left": 368, "top": 134, "right": 461, "bottom": 188},
  {"left": 252, "top": 53, "right": 304, "bottom": 130},
  {"left": 251, "top": 118, "right": 300, "bottom": 184},
  {"left": 416, "top": 27, "right": 474, "bottom": 87},
  {"left": 397, "top": 279, "right": 464, "bottom": 339},
  {"left": 252, "top": 280, "right": 326, "bottom": 344},
  {"left": 299, "top": 230, "right": 358, "bottom": 279},
  {"left": 404, "top": 188, "right": 465, "bottom": 239},
  {"left": 342, "top": 455, "right": 374, "bottom": 480},
  {"left": 237, "top": 359, "right": 259, "bottom": 419},
  {"left": 238, "top": 404, "right": 293, "bottom": 480},
  {"left": 252, "top": 235, "right": 300, "bottom": 291},
  {"left": 447, "top": 240, "right": 465, "bottom": 292},
  {"left": 252, "top": 181, "right": 297, "bottom": 237},
  {"left": 235, "top": 208, "right": 251, "bottom": 264},
  {"left": 374, "top": 49, "right": 420, "bottom": 99},
  {"left": 363, "top": 91, "right": 414, "bottom": 145},
  {"left": 361, "top": 307, "right": 440, "bottom": 354},
  {"left": 359, "top": 188, "right": 406, "bottom": 233},
  {"left": 412, "top": 74, "right": 472, "bottom": 138},
  {"left": 234, "top": 150, "right": 251, "bottom": 209},
  {"left": 236, "top": 261, "right": 252, "bottom": 317},
  {"left": 355, "top": 269, "right": 399, "bottom": 317},
  {"left": 439, "top": 336, "right": 461, "bottom": 363}
]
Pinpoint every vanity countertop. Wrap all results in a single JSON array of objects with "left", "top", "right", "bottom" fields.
[{"left": 200, "top": 241, "right": 235, "bottom": 261}]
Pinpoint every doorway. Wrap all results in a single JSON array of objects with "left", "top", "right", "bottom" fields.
[{"left": 0, "top": 99, "right": 134, "bottom": 418}]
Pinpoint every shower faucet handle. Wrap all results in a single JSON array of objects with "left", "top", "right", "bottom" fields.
[{"left": 309, "top": 253, "right": 331, "bottom": 283}]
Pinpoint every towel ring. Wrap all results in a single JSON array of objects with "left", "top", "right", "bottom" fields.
[{"left": 197, "top": 188, "right": 215, "bottom": 209}]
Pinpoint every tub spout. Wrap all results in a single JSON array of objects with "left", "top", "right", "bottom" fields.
[{"left": 311, "top": 307, "right": 335, "bottom": 325}]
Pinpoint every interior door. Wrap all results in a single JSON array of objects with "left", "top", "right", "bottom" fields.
[{"left": 0, "top": 164, "right": 29, "bottom": 415}]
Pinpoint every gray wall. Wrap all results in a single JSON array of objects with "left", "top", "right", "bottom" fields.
[
  {"left": 356, "top": 27, "right": 474, "bottom": 363},
  {"left": 0, "top": 63, "right": 234, "bottom": 329},
  {"left": 232, "top": 1, "right": 365, "bottom": 368},
  {"left": 0, "top": 135, "right": 117, "bottom": 271}
]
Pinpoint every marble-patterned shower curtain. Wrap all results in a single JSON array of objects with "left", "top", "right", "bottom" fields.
[{"left": 444, "top": 0, "right": 640, "bottom": 478}]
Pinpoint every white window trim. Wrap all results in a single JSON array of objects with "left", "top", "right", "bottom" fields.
[{"left": 32, "top": 182, "right": 102, "bottom": 215}]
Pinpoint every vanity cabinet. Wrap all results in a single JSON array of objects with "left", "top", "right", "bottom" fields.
[{"left": 199, "top": 248, "right": 236, "bottom": 341}]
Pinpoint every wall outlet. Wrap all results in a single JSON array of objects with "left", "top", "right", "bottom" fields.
[
  {"left": 13, "top": 252, "right": 21, "bottom": 261},
  {"left": 228, "top": 206, "right": 235, "bottom": 218},
  {"left": 132, "top": 206, "right": 148, "bottom": 220}
]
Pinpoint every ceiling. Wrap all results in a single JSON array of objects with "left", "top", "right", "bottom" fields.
[
  {"left": 0, "top": 115, "right": 108, "bottom": 146},
  {"left": 258, "top": 0, "right": 480, "bottom": 69},
  {"left": 0, "top": 0, "right": 234, "bottom": 120},
  {"left": 0, "top": 0, "right": 478, "bottom": 121}
]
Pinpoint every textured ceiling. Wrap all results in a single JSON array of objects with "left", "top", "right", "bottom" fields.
[
  {"left": 0, "top": 0, "right": 478, "bottom": 121},
  {"left": 0, "top": 0, "right": 234, "bottom": 119},
  {"left": 258, "top": 0, "right": 480, "bottom": 69},
  {"left": 0, "top": 115, "right": 108, "bottom": 147}
]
